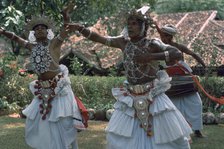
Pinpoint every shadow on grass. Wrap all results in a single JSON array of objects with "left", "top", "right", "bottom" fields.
[
  {"left": 78, "top": 121, "right": 107, "bottom": 149},
  {"left": 0, "top": 116, "right": 107, "bottom": 149},
  {"left": 1, "top": 116, "right": 224, "bottom": 149}
]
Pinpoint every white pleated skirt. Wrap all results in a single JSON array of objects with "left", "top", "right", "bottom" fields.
[
  {"left": 106, "top": 88, "right": 192, "bottom": 149},
  {"left": 22, "top": 65, "right": 84, "bottom": 149}
]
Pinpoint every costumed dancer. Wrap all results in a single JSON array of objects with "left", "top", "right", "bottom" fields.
[
  {"left": 156, "top": 23, "right": 206, "bottom": 138},
  {"left": 67, "top": 6, "right": 192, "bottom": 149},
  {"left": 0, "top": 7, "right": 86, "bottom": 149}
]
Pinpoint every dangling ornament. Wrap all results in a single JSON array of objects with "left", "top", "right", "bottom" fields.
[
  {"left": 47, "top": 29, "right": 55, "bottom": 40},
  {"left": 28, "top": 31, "right": 36, "bottom": 42}
]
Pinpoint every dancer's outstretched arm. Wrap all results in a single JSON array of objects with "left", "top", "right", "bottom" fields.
[{"left": 0, "top": 27, "right": 32, "bottom": 50}]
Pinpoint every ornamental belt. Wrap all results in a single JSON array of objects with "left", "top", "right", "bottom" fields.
[{"left": 124, "top": 81, "right": 154, "bottom": 136}]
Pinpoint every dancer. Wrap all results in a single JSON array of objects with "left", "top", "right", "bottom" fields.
[
  {"left": 156, "top": 23, "right": 205, "bottom": 138},
  {"left": 0, "top": 5, "right": 85, "bottom": 149},
  {"left": 67, "top": 6, "right": 192, "bottom": 149}
]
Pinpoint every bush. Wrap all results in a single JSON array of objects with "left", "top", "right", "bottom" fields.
[
  {"left": 1, "top": 73, "right": 224, "bottom": 114},
  {"left": 0, "top": 73, "right": 33, "bottom": 112},
  {"left": 199, "top": 77, "right": 224, "bottom": 113},
  {"left": 70, "top": 76, "right": 125, "bottom": 110},
  {"left": 0, "top": 52, "right": 34, "bottom": 113}
]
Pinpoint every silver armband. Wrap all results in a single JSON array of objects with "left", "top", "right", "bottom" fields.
[
  {"left": 10, "top": 32, "right": 15, "bottom": 40},
  {"left": 87, "top": 30, "right": 92, "bottom": 39},
  {"left": 164, "top": 51, "right": 170, "bottom": 62}
]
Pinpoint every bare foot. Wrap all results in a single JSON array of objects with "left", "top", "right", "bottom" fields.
[{"left": 194, "top": 130, "right": 206, "bottom": 138}]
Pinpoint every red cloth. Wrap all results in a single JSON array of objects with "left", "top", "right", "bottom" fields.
[
  {"left": 166, "top": 66, "right": 186, "bottom": 76},
  {"left": 75, "top": 96, "right": 89, "bottom": 128},
  {"left": 175, "top": 62, "right": 224, "bottom": 105}
]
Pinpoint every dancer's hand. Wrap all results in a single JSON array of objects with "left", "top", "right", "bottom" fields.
[
  {"left": 62, "top": 1, "right": 75, "bottom": 23},
  {"left": 62, "top": 1, "right": 75, "bottom": 13},
  {"left": 65, "top": 23, "right": 84, "bottom": 32}
]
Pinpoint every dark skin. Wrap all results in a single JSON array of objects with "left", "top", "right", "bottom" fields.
[
  {"left": 156, "top": 23, "right": 206, "bottom": 138},
  {"left": 67, "top": 17, "right": 182, "bottom": 84},
  {"left": 0, "top": 4, "right": 74, "bottom": 80},
  {"left": 155, "top": 23, "right": 206, "bottom": 67}
]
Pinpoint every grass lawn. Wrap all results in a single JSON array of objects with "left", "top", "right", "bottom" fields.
[{"left": 0, "top": 115, "right": 224, "bottom": 149}]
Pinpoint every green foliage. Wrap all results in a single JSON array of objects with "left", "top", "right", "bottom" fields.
[
  {"left": 199, "top": 77, "right": 224, "bottom": 112},
  {"left": 70, "top": 57, "right": 84, "bottom": 75},
  {"left": 0, "top": 52, "right": 34, "bottom": 112},
  {"left": 0, "top": 73, "right": 33, "bottom": 111},
  {"left": 0, "top": 5, "right": 24, "bottom": 31},
  {"left": 0, "top": 97, "right": 20, "bottom": 113},
  {"left": 70, "top": 75, "right": 125, "bottom": 110},
  {"left": 72, "top": 0, "right": 157, "bottom": 26},
  {"left": 0, "top": 0, "right": 158, "bottom": 35},
  {"left": 0, "top": 52, "right": 17, "bottom": 75}
]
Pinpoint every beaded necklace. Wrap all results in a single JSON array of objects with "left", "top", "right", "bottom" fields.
[
  {"left": 123, "top": 38, "right": 159, "bottom": 83},
  {"left": 30, "top": 41, "right": 52, "bottom": 74}
]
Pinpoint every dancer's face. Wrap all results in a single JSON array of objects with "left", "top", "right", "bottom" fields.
[
  {"left": 33, "top": 24, "right": 48, "bottom": 40},
  {"left": 127, "top": 17, "right": 142, "bottom": 38},
  {"left": 161, "top": 33, "right": 173, "bottom": 44}
]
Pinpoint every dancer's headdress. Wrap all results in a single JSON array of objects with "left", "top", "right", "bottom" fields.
[
  {"left": 120, "top": 5, "right": 154, "bottom": 39},
  {"left": 26, "top": 15, "right": 55, "bottom": 31},
  {"left": 25, "top": 15, "right": 56, "bottom": 41},
  {"left": 127, "top": 5, "right": 153, "bottom": 25}
]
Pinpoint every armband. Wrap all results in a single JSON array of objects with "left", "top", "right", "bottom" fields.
[
  {"left": 87, "top": 30, "right": 92, "bottom": 39},
  {"left": 164, "top": 51, "right": 170, "bottom": 62},
  {"left": 10, "top": 32, "right": 15, "bottom": 40}
]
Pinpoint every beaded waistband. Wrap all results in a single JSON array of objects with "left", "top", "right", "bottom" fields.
[
  {"left": 34, "top": 73, "right": 63, "bottom": 120},
  {"left": 124, "top": 81, "right": 154, "bottom": 95},
  {"left": 37, "top": 73, "right": 63, "bottom": 89}
]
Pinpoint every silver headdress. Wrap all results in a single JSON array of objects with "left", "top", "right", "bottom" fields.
[
  {"left": 127, "top": 5, "right": 154, "bottom": 26},
  {"left": 121, "top": 5, "right": 154, "bottom": 38}
]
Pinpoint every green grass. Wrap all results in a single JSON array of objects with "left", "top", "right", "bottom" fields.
[{"left": 0, "top": 115, "right": 224, "bottom": 149}]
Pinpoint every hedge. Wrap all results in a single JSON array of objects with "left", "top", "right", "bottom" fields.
[{"left": 0, "top": 74, "right": 224, "bottom": 113}]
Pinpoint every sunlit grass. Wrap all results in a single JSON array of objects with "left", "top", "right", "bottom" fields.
[{"left": 0, "top": 115, "right": 224, "bottom": 149}]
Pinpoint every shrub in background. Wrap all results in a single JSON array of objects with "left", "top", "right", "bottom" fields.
[
  {"left": 199, "top": 77, "right": 224, "bottom": 113},
  {"left": 1, "top": 74, "right": 224, "bottom": 114},
  {"left": 70, "top": 76, "right": 125, "bottom": 110}
]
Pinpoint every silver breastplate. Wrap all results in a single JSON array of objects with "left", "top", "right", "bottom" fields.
[
  {"left": 123, "top": 40, "right": 158, "bottom": 81},
  {"left": 30, "top": 43, "right": 52, "bottom": 74}
]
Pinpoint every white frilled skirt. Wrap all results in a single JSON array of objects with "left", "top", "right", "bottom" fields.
[
  {"left": 106, "top": 88, "right": 192, "bottom": 149},
  {"left": 22, "top": 65, "right": 84, "bottom": 149}
]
